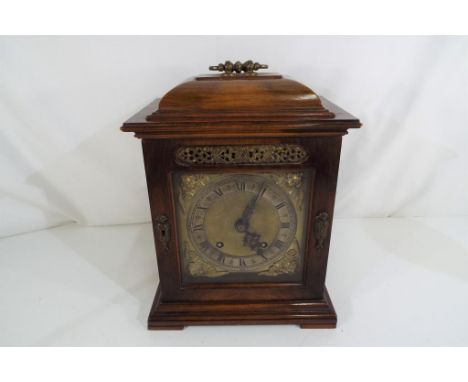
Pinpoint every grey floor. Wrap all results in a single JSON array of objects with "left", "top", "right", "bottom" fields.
[{"left": 1, "top": 217, "right": 467, "bottom": 346}]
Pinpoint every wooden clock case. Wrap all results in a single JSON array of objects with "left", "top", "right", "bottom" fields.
[{"left": 121, "top": 71, "right": 360, "bottom": 330}]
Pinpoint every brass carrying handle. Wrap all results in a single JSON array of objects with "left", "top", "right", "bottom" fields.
[{"left": 209, "top": 60, "right": 268, "bottom": 74}]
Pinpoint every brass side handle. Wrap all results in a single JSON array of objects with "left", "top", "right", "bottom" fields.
[{"left": 209, "top": 60, "right": 268, "bottom": 74}]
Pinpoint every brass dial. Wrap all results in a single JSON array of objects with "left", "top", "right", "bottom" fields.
[{"left": 187, "top": 174, "right": 297, "bottom": 272}]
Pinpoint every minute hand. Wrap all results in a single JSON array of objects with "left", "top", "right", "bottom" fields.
[{"left": 234, "top": 184, "right": 264, "bottom": 233}]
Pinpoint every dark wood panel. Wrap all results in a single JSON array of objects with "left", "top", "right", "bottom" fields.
[{"left": 148, "top": 285, "right": 337, "bottom": 330}]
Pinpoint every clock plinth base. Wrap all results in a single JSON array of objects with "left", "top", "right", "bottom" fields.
[{"left": 148, "top": 285, "right": 337, "bottom": 330}]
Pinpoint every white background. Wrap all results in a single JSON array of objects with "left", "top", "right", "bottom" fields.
[{"left": 1, "top": 36, "right": 467, "bottom": 238}]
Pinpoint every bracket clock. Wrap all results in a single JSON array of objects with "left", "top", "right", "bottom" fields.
[{"left": 121, "top": 61, "right": 361, "bottom": 329}]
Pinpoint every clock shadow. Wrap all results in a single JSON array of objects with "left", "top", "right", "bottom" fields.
[
  {"left": 30, "top": 222, "right": 157, "bottom": 345},
  {"left": 21, "top": 123, "right": 159, "bottom": 338}
]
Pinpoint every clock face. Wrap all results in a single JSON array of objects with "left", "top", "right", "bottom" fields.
[
  {"left": 187, "top": 174, "right": 297, "bottom": 272},
  {"left": 174, "top": 170, "right": 312, "bottom": 283}
]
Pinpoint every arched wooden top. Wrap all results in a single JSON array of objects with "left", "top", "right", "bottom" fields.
[{"left": 147, "top": 73, "right": 334, "bottom": 120}]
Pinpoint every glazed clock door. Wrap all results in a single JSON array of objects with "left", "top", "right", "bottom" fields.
[
  {"left": 142, "top": 137, "right": 342, "bottom": 302},
  {"left": 173, "top": 169, "right": 314, "bottom": 284}
]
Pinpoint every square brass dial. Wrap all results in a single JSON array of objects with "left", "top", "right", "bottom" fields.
[{"left": 173, "top": 170, "right": 314, "bottom": 284}]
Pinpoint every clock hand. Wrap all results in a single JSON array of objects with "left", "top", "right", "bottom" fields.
[
  {"left": 242, "top": 230, "right": 268, "bottom": 259},
  {"left": 234, "top": 183, "right": 265, "bottom": 233},
  {"left": 242, "top": 230, "right": 261, "bottom": 250}
]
